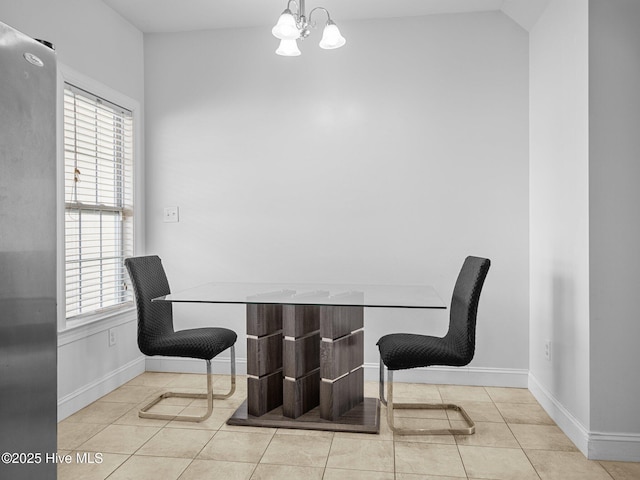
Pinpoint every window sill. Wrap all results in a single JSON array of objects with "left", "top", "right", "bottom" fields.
[{"left": 58, "top": 305, "right": 137, "bottom": 347}]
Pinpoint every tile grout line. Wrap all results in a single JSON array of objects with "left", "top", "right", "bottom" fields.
[
  {"left": 452, "top": 408, "right": 471, "bottom": 480},
  {"left": 248, "top": 425, "right": 278, "bottom": 478},
  {"left": 501, "top": 411, "right": 543, "bottom": 480},
  {"left": 70, "top": 395, "right": 157, "bottom": 480},
  {"left": 596, "top": 461, "right": 617, "bottom": 480},
  {"left": 103, "top": 453, "right": 133, "bottom": 480},
  {"left": 323, "top": 431, "right": 335, "bottom": 479},
  {"left": 391, "top": 417, "right": 397, "bottom": 480},
  {"left": 173, "top": 401, "right": 223, "bottom": 480},
  {"left": 64, "top": 392, "right": 140, "bottom": 479},
  {"left": 489, "top": 385, "right": 553, "bottom": 480},
  {"left": 103, "top": 378, "right": 225, "bottom": 480},
  {"left": 62, "top": 421, "right": 110, "bottom": 453},
  {"left": 106, "top": 383, "right": 191, "bottom": 480}
]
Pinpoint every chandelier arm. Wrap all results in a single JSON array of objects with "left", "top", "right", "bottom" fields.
[
  {"left": 308, "top": 6, "right": 331, "bottom": 28},
  {"left": 286, "top": 0, "right": 299, "bottom": 14}
]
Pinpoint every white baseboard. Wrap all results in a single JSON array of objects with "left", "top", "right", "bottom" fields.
[
  {"left": 588, "top": 432, "right": 640, "bottom": 461},
  {"left": 368, "top": 363, "right": 529, "bottom": 387},
  {"left": 145, "top": 355, "right": 244, "bottom": 375},
  {"left": 528, "top": 372, "right": 590, "bottom": 455},
  {"left": 57, "top": 356, "right": 145, "bottom": 421},
  {"left": 528, "top": 373, "right": 640, "bottom": 462},
  {"left": 144, "top": 355, "right": 528, "bottom": 388}
]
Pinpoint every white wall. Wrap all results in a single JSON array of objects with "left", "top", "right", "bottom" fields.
[
  {"left": 144, "top": 12, "right": 530, "bottom": 384},
  {"left": 0, "top": 0, "right": 145, "bottom": 419},
  {"left": 530, "top": 0, "right": 640, "bottom": 461},
  {"left": 528, "top": 0, "right": 590, "bottom": 452},
  {"left": 588, "top": 0, "right": 640, "bottom": 460},
  {"left": 0, "top": 0, "right": 143, "bottom": 101}
]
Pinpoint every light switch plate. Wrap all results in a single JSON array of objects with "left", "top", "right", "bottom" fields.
[{"left": 164, "top": 206, "right": 179, "bottom": 223}]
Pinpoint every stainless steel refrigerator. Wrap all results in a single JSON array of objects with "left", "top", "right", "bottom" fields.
[{"left": 0, "top": 21, "right": 57, "bottom": 480}]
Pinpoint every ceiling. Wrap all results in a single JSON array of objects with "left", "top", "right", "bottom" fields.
[{"left": 102, "top": 0, "right": 550, "bottom": 34}]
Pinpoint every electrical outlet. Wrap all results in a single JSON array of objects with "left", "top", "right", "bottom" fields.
[
  {"left": 109, "top": 328, "right": 117, "bottom": 347},
  {"left": 163, "top": 206, "right": 179, "bottom": 223},
  {"left": 544, "top": 340, "right": 551, "bottom": 361}
]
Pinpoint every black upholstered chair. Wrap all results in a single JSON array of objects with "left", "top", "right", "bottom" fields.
[
  {"left": 377, "top": 256, "right": 491, "bottom": 435},
  {"left": 125, "top": 255, "right": 237, "bottom": 422}
]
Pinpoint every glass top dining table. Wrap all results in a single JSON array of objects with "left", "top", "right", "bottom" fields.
[
  {"left": 154, "top": 281, "right": 447, "bottom": 309},
  {"left": 153, "top": 281, "right": 446, "bottom": 434}
]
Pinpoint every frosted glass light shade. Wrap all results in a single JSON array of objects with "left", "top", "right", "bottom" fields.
[
  {"left": 272, "top": 10, "right": 300, "bottom": 40},
  {"left": 276, "top": 38, "right": 301, "bottom": 56},
  {"left": 319, "top": 21, "right": 345, "bottom": 49}
]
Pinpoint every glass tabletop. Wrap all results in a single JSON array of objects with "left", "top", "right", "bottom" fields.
[{"left": 153, "top": 282, "right": 446, "bottom": 309}]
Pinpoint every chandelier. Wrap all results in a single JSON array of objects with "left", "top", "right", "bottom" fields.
[{"left": 272, "top": 0, "right": 346, "bottom": 56}]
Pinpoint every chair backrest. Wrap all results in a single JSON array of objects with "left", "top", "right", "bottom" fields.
[
  {"left": 444, "top": 256, "right": 491, "bottom": 366},
  {"left": 124, "top": 255, "right": 174, "bottom": 355}
]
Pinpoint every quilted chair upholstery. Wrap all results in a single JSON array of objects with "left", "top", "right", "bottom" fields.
[
  {"left": 377, "top": 256, "right": 490, "bottom": 435},
  {"left": 125, "top": 255, "right": 237, "bottom": 422},
  {"left": 125, "top": 255, "right": 236, "bottom": 360}
]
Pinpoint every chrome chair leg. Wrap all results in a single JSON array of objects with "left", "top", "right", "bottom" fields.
[
  {"left": 381, "top": 359, "right": 475, "bottom": 435},
  {"left": 379, "top": 356, "right": 387, "bottom": 406},
  {"left": 139, "top": 345, "right": 237, "bottom": 423}
]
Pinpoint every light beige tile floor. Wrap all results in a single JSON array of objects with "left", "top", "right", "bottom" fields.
[{"left": 57, "top": 373, "right": 639, "bottom": 479}]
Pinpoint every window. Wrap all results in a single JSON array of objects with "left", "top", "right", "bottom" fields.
[{"left": 63, "top": 84, "right": 134, "bottom": 319}]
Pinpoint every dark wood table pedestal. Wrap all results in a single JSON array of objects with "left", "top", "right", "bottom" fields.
[{"left": 227, "top": 302, "right": 380, "bottom": 433}]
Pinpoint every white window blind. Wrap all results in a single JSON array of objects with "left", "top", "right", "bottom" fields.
[{"left": 63, "top": 84, "right": 134, "bottom": 319}]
